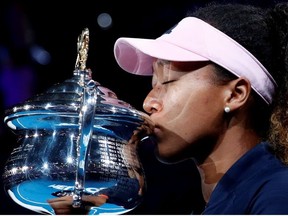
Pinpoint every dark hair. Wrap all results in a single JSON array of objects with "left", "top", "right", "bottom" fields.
[{"left": 187, "top": 2, "right": 288, "bottom": 164}]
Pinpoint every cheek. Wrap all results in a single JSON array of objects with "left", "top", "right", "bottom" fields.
[
  {"left": 154, "top": 87, "right": 225, "bottom": 160},
  {"left": 162, "top": 87, "right": 222, "bottom": 138},
  {"left": 158, "top": 91, "right": 196, "bottom": 141},
  {"left": 163, "top": 87, "right": 210, "bottom": 121}
]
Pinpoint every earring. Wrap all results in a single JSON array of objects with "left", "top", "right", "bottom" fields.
[{"left": 224, "top": 106, "right": 230, "bottom": 113}]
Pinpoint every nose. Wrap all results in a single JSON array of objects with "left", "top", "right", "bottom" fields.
[{"left": 143, "top": 94, "right": 163, "bottom": 114}]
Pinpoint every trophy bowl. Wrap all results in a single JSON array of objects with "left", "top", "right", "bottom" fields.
[{"left": 2, "top": 28, "right": 154, "bottom": 215}]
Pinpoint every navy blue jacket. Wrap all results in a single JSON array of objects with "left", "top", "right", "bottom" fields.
[{"left": 203, "top": 142, "right": 288, "bottom": 214}]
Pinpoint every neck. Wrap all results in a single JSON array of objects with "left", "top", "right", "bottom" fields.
[{"left": 196, "top": 126, "right": 261, "bottom": 203}]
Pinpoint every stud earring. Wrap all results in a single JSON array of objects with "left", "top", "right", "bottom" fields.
[{"left": 224, "top": 106, "right": 230, "bottom": 113}]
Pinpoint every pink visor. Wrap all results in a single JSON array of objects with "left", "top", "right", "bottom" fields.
[{"left": 114, "top": 17, "right": 277, "bottom": 105}]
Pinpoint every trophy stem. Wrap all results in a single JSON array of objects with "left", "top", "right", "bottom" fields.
[
  {"left": 72, "top": 28, "right": 95, "bottom": 208},
  {"left": 73, "top": 72, "right": 97, "bottom": 208}
]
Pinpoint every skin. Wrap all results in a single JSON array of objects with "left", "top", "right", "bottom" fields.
[
  {"left": 143, "top": 59, "right": 261, "bottom": 203},
  {"left": 48, "top": 59, "right": 261, "bottom": 212},
  {"left": 47, "top": 195, "right": 108, "bottom": 215}
]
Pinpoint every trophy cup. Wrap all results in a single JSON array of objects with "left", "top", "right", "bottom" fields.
[{"left": 2, "top": 28, "right": 154, "bottom": 215}]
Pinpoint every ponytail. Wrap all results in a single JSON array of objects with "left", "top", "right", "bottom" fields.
[{"left": 268, "top": 2, "right": 288, "bottom": 164}]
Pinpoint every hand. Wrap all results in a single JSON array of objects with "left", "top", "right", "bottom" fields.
[{"left": 47, "top": 194, "right": 108, "bottom": 215}]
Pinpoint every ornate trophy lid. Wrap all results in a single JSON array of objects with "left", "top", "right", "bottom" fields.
[{"left": 4, "top": 28, "right": 146, "bottom": 133}]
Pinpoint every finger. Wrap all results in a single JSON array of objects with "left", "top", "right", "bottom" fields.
[
  {"left": 47, "top": 196, "right": 73, "bottom": 204},
  {"left": 53, "top": 207, "right": 73, "bottom": 215},
  {"left": 82, "top": 195, "right": 108, "bottom": 206},
  {"left": 47, "top": 197, "right": 81, "bottom": 215},
  {"left": 47, "top": 197, "right": 74, "bottom": 210}
]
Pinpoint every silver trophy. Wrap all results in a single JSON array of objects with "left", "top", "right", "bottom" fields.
[{"left": 2, "top": 28, "right": 154, "bottom": 215}]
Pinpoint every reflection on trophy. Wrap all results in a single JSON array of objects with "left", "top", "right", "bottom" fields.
[{"left": 2, "top": 28, "right": 154, "bottom": 215}]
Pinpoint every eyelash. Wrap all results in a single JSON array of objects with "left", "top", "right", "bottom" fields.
[{"left": 162, "top": 80, "right": 175, "bottom": 85}]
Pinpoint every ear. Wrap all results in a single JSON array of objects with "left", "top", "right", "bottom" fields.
[{"left": 224, "top": 77, "right": 252, "bottom": 111}]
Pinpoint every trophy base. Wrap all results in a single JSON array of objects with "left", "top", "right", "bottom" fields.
[{"left": 7, "top": 179, "right": 132, "bottom": 215}]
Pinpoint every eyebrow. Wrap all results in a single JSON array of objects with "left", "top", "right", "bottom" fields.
[{"left": 155, "top": 59, "right": 171, "bottom": 66}]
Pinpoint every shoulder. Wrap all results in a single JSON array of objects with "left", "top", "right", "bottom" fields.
[
  {"left": 249, "top": 166, "right": 288, "bottom": 214},
  {"left": 262, "top": 166, "right": 288, "bottom": 190}
]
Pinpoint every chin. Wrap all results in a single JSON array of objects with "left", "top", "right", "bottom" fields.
[{"left": 154, "top": 147, "right": 190, "bottom": 164}]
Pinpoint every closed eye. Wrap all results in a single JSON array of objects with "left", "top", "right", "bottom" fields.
[{"left": 162, "top": 80, "right": 175, "bottom": 85}]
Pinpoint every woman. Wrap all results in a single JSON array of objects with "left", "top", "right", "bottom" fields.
[
  {"left": 113, "top": 2, "right": 288, "bottom": 214},
  {"left": 48, "top": 2, "right": 288, "bottom": 214}
]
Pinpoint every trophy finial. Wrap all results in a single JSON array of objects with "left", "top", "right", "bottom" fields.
[{"left": 75, "top": 28, "right": 89, "bottom": 70}]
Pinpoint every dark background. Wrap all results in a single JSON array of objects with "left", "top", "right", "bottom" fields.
[{"left": 0, "top": 0, "right": 284, "bottom": 214}]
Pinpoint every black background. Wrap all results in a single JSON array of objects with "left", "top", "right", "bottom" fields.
[{"left": 0, "top": 0, "right": 284, "bottom": 214}]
